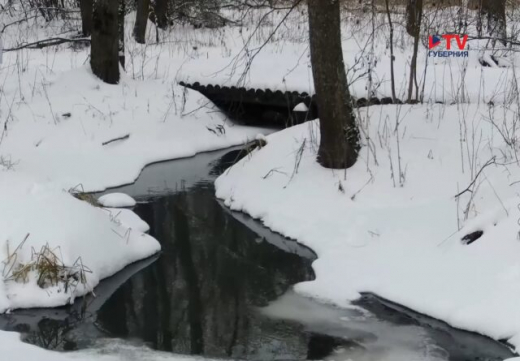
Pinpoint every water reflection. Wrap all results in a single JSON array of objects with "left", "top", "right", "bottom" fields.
[{"left": 96, "top": 182, "right": 316, "bottom": 359}]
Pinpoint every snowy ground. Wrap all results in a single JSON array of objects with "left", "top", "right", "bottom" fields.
[
  {"left": 7, "top": 5, "right": 519, "bottom": 105},
  {"left": 175, "top": 6, "right": 520, "bottom": 105},
  {"left": 215, "top": 103, "right": 520, "bottom": 352},
  {"left": 2, "top": 2, "right": 520, "bottom": 360}
]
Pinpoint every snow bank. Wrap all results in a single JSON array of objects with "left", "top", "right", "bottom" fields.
[
  {"left": 0, "top": 66, "right": 269, "bottom": 192},
  {"left": 216, "top": 104, "right": 520, "bottom": 351},
  {"left": 98, "top": 193, "right": 137, "bottom": 208},
  {"left": 294, "top": 103, "right": 309, "bottom": 112},
  {"left": 0, "top": 175, "right": 160, "bottom": 311}
]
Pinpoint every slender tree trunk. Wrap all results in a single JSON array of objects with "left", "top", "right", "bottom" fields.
[
  {"left": 481, "top": 0, "right": 506, "bottom": 43},
  {"left": 308, "top": 0, "right": 359, "bottom": 169},
  {"left": 384, "top": 0, "right": 396, "bottom": 102},
  {"left": 118, "top": 0, "right": 125, "bottom": 69},
  {"left": 133, "top": 0, "right": 150, "bottom": 44},
  {"left": 79, "top": 0, "right": 93, "bottom": 36},
  {"left": 409, "top": 32, "right": 420, "bottom": 102},
  {"left": 406, "top": 0, "right": 423, "bottom": 103},
  {"left": 91, "top": 0, "right": 120, "bottom": 84}
]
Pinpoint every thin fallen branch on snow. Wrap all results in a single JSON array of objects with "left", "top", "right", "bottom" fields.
[
  {"left": 4, "top": 37, "right": 90, "bottom": 52},
  {"left": 102, "top": 134, "right": 130, "bottom": 146}
]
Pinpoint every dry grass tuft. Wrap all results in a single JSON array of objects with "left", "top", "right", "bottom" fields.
[
  {"left": 68, "top": 184, "right": 100, "bottom": 207},
  {"left": 3, "top": 235, "right": 92, "bottom": 292}
]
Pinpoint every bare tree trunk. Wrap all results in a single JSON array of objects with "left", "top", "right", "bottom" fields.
[
  {"left": 79, "top": 0, "right": 93, "bottom": 36},
  {"left": 406, "top": 0, "right": 423, "bottom": 103},
  {"left": 153, "top": 0, "right": 168, "bottom": 29},
  {"left": 481, "top": 0, "right": 506, "bottom": 42},
  {"left": 133, "top": 0, "right": 150, "bottom": 43},
  {"left": 406, "top": 0, "right": 422, "bottom": 37},
  {"left": 308, "top": 0, "right": 359, "bottom": 169},
  {"left": 91, "top": 0, "right": 119, "bottom": 84},
  {"left": 384, "top": 0, "right": 396, "bottom": 102},
  {"left": 118, "top": 0, "right": 125, "bottom": 69}
]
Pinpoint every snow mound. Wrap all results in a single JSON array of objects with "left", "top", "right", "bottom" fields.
[
  {"left": 0, "top": 178, "right": 160, "bottom": 312},
  {"left": 98, "top": 193, "right": 137, "bottom": 208},
  {"left": 293, "top": 103, "right": 309, "bottom": 112}
]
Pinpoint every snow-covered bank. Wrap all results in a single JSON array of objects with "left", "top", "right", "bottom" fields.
[
  {"left": 216, "top": 103, "right": 520, "bottom": 351},
  {"left": 0, "top": 177, "right": 160, "bottom": 311},
  {"left": 1, "top": 66, "right": 269, "bottom": 191}
]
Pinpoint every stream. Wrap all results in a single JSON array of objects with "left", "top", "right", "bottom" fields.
[{"left": 0, "top": 147, "right": 515, "bottom": 361}]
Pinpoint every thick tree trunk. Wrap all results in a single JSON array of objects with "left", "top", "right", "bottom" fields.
[
  {"left": 481, "top": 0, "right": 506, "bottom": 41},
  {"left": 406, "top": 0, "right": 422, "bottom": 37},
  {"left": 79, "top": 0, "right": 93, "bottom": 36},
  {"left": 133, "top": 0, "right": 150, "bottom": 44},
  {"left": 91, "top": 0, "right": 120, "bottom": 84},
  {"left": 308, "top": 0, "right": 359, "bottom": 169},
  {"left": 118, "top": 0, "right": 125, "bottom": 69},
  {"left": 153, "top": 0, "right": 168, "bottom": 29}
]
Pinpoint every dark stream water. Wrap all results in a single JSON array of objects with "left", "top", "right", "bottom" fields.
[{"left": 0, "top": 148, "right": 516, "bottom": 361}]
